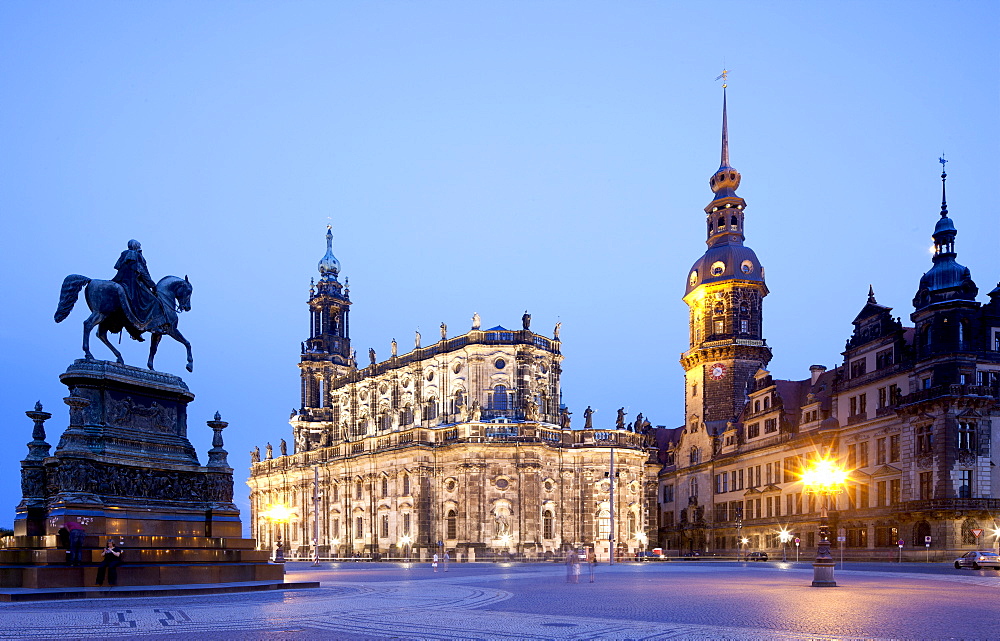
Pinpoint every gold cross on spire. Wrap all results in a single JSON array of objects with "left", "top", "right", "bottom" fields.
[{"left": 714, "top": 68, "right": 730, "bottom": 89}]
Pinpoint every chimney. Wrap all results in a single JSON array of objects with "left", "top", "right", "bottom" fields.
[{"left": 809, "top": 365, "right": 827, "bottom": 385}]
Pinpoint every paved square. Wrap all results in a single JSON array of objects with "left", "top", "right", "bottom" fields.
[{"left": 0, "top": 561, "right": 997, "bottom": 639}]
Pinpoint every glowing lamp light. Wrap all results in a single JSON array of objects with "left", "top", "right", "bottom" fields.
[
  {"left": 779, "top": 529, "right": 791, "bottom": 544},
  {"left": 499, "top": 534, "right": 512, "bottom": 546},
  {"left": 740, "top": 537, "right": 749, "bottom": 546},
  {"left": 261, "top": 504, "right": 296, "bottom": 523},
  {"left": 636, "top": 532, "right": 648, "bottom": 544},
  {"left": 331, "top": 537, "right": 341, "bottom": 546},
  {"left": 400, "top": 535, "right": 412, "bottom": 546},
  {"left": 800, "top": 459, "right": 849, "bottom": 493}
]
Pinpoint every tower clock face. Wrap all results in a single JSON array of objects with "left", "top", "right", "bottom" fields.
[{"left": 709, "top": 362, "right": 727, "bottom": 380}]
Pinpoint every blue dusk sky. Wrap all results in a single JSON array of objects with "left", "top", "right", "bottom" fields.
[{"left": 1, "top": 2, "right": 996, "bottom": 526}]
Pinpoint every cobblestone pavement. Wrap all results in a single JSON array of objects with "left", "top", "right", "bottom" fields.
[{"left": 0, "top": 561, "right": 998, "bottom": 640}]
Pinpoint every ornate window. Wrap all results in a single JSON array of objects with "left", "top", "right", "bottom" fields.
[
  {"left": 446, "top": 509, "right": 457, "bottom": 540},
  {"left": 355, "top": 480, "right": 363, "bottom": 499},
  {"left": 402, "top": 474, "right": 410, "bottom": 496},
  {"left": 957, "top": 422, "right": 976, "bottom": 452},
  {"left": 689, "top": 446, "right": 700, "bottom": 465},
  {"left": 490, "top": 385, "right": 510, "bottom": 411},
  {"left": 355, "top": 516, "right": 363, "bottom": 538},
  {"left": 380, "top": 514, "right": 389, "bottom": 539},
  {"left": 962, "top": 518, "right": 979, "bottom": 545},
  {"left": 542, "top": 510, "right": 554, "bottom": 539},
  {"left": 916, "top": 424, "right": 933, "bottom": 455},
  {"left": 381, "top": 477, "right": 388, "bottom": 498},
  {"left": 424, "top": 397, "right": 437, "bottom": 420}
]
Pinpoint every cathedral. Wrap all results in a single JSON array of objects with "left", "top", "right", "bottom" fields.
[
  {"left": 247, "top": 228, "right": 658, "bottom": 561},
  {"left": 655, "top": 89, "right": 1000, "bottom": 558}
]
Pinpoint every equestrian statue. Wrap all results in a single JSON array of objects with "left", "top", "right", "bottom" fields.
[{"left": 54, "top": 240, "right": 194, "bottom": 372}]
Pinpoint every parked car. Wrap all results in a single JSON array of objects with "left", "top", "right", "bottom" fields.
[
  {"left": 954, "top": 551, "right": 1000, "bottom": 570},
  {"left": 747, "top": 551, "right": 769, "bottom": 561},
  {"left": 682, "top": 551, "right": 701, "bottom": 559}
]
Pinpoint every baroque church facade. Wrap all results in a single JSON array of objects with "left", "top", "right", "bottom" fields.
[
  {"left": 655, "top": 91, "right": 1000, "bottom": 558},
  {"left": 247, "top": 228, "right": 659, "bottom": 561}
]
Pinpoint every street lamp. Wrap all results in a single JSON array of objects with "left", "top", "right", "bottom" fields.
[
  {"left": 331, "top": 537, "right": 341, "bottom": 560},
  {"left": 801, "top": 458, "right": 848, "bottom": 587},
  {"left": 261, "top": 503, "right": 296, "bottom": 563},
  {"left": 740, "top": 536, "right": 749, "bottom": 561},
  {"left": 779, "top": 529, "right": 791, "bottom": 562},
  {"left": 636, "top": 532, "right": 648, "bottom": 561},
  {"left": 400, "top": 535, "right": 411, "bottom": 562}
]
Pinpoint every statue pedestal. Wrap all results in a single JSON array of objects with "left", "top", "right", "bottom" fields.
[{"left": 2, "top": 361, "right": 294, "bottom": 592}]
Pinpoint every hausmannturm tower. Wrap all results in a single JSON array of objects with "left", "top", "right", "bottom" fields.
[{"left": 680, "top": 87, "right": 772, "bottom": 433}]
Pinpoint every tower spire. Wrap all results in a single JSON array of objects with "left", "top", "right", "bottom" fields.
[
  {"left": 721, "top": 87, "right": 730, "bottom": 169},
  {"left": 939, "top": 154, "right": 949, "bottom": 218}
]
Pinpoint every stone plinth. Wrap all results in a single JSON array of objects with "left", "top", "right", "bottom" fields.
[{"left": 2, "top": 360, "right": 289, "bottom": 591}]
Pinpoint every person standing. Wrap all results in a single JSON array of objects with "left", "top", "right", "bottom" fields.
[
  {"left": 565, "top": 549, "right": 580, "bottom": 583},
  {"left": 66, "top": 520, "right": 85, "bottom": 567},
  {"left": 432, "top": 552, "right": 439, "bottom": 573},
  {"left": 443, "top": 551, "right": 450, "bottom": 572},
  {"left": 587, "top": 548, "right": 597, "bottom": 583},
  {"left": 96, "top": 539, "right": 122, "bottom": 587}
]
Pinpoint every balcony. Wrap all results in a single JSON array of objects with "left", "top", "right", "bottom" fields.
[
  {"left": 893, "top": 498, "right": 1000, "bottom": 513},
  {"left": 899, "top": 384, "right": 997, "bottom": 407}
]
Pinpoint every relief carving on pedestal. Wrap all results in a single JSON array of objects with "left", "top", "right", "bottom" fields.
[{"left": 107, "top": 396, "right": 177, "bottom": 434}]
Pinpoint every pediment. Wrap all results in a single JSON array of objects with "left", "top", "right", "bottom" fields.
[
  {"left": 871, "top": 464, "right": 902, "bottom": 477},
  {"left": 743, "top": 487, "right": 761, "bottom": 496}
]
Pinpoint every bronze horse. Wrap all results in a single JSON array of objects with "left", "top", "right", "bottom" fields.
[{"left": 55, "top": 274, "right": 194, "bottom": 372}]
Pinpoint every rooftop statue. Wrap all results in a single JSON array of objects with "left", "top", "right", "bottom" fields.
[{"left": 54, "top": 240, "right": 194, "bottom": 372}]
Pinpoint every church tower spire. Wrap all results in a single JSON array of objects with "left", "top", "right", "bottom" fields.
[
  {"left": 299, "top": 225, "right": 354, "bottom": 414},
  {"left": 680, "top": 85, "right": 771, "bottom": 434}
]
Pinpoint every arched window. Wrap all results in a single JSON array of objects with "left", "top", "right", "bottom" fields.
[
  {"left": 717, "top": 216, "right": 725, "bottom": 230},
  {"left": 962, "top": 518, "right": 979, "bottom": 545},
  {"left": 913, "top": 521, "right": 931, "bottom": 547},
  {"left": 380, "top": 412, "right": 392, "bottom": 432},
  {"left": 491, "top": 385, "right": 509, "bottom": 411},
  {"left": 400, "top": 404, "right": 413, "bottom": 426},
  {"left": 424, "top": 397, "right": 437, "bottom": 420},
  {"left": 689, "top": 446, "right": 700, "bottom": 465},
  {"left": 381, "top": 476, "right": 388, "bottom": 498},
  {"left": 754, "top": 400, "right": 761, "bottom": 413},
  {"left": 730, "top": 215, "right": 738, "bottom": 230},
  {"left": 446, "top": 509, "right": 458, "bottom": 540},
  {"left": 689, "top": 477, "right": 698, "bottom": 498},
  {"left": 542, "top": 510, "right": 554, "bottom": 539},
  {"left": 402, "top": 474, "right": 410, "bottom": 496},
  {"left": 597, "top": 509, "right": 611, "bottom": 539},
  {"left": 355, "top": 480, "right": 363, "bottom": 499}
]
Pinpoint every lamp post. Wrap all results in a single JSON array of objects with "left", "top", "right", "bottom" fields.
[
  {"left": 636, "top": 532, "right": 648, "bottom": 561},
  {"left": 801, "top": 459, "right": 848, "bottom": 587},
  {"left": 740, "top": 537, "right": 749, "bottom": 561},
  {"left": 779, "top": 529, "right": 791, "bottom": 562},
  {"left": 261, "top": 504, "right": 296, "bottom": 563}
]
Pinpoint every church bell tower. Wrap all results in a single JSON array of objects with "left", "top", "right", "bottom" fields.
[
  {"left": 299, "top": 225, "right": 353, "bottom": 415},
  {"left": 679, "top": 86, "right": 772, "bottom": 433}
]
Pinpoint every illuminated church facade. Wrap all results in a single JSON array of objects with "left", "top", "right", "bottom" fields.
[
  {"left": 655, "top": 90, "right": 1000, "bottom": 558},
  {"left": 247, "top": 228, "right": 658, "bottom": 561}
]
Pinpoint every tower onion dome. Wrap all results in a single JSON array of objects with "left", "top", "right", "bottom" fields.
[
  {"left": 914, "top": 163, "right": 977, "bottom": 309},
  {"left": 708, "top": 89, "right": 741, "bottom": 199},
  {"left": 318, "top": 225, "right": 341, "bottom": 280}
]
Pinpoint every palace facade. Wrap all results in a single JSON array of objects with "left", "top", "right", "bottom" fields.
[
  {"left": 248, "top": 228, "right": 658, "bottom": 561},
  {"left": 656, "top": 90, "right": 1000, "bottom": 559}
]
